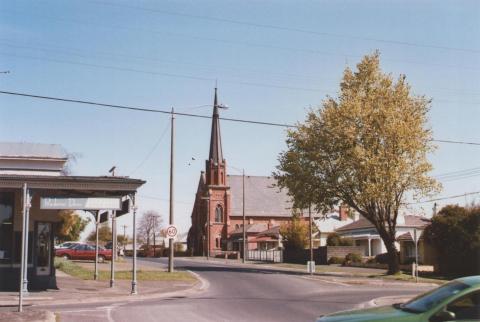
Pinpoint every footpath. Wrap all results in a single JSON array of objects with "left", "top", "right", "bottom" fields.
[{"left": 0, "top": 260, "right": 202, "bottom": 322}]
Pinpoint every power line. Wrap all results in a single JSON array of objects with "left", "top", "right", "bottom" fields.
[
  {"left": 2, "top": 90, "right": 480, "bottom": 146},
  {"left": 410, "top": 191, "right": 480, "bottom": 204},
  {"left": 0, "top": 90, "right": 294, "bottom": 127},
  {"left": 2, "top": 10, "right": 479, "bottom": 75},
  {"left": 88, "top": 0, "right": 480, "bottom": 54},
  {"left": 129, "top": 119, "right": 171, "bottom": 176}
]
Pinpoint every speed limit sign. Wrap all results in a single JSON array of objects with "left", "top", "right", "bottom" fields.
[{"left": 166, "top": 225, "right": 178, "bottom": 239}]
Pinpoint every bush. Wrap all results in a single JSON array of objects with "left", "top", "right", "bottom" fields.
[
  {"left": 326, "top": 233, "right": 355, "bottom": 246},
  {"left": 345, "top": 253, "right": 362, "bottom": 263},
  {"left": 328, "top": 256, "right": 345, "bottom": 265},
  {"left": 425, "top": 205, "right": 480, "bottom": 276},
  {"left": 375, "top": 252, "right": 390, "bottom": 264},
  {"left": 366, "top": 257, "right": 377, "bottom": 264}
]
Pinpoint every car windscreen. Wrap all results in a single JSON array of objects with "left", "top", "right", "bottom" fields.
[{"left": 401, "top": 281, "right": 470, "bottom": 313}]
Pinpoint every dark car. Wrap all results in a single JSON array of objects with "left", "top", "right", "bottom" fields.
[{"left": 55, "top": 243, "right": 112, "bottom": 262}]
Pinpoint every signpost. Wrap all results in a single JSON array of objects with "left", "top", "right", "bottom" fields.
[
  {"left": 408, "top": 228, "right": 421, "bottom": 283},
  {"left": 166, "top": 225, "right": 178, "bottom": 240}
]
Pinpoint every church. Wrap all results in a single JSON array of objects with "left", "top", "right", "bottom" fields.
[{"left": 187, "top": 89, "right": 315, "bottom": 257}]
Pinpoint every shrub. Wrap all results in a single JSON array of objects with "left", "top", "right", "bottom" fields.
[
  {"left": 375, "top": 252, "right": 390, "bottom": 264},
  {"left": 345, "top": 253, "right": 362, "bottom": 263},
  {"left": 326, "top": 233, "right": 354, "bottom": 246},
  {"left": 425, "top": 205, "right": 480, "bottom": 276},
  {"left": 328, "top": 256, "right": 345, "bottom": 265},
  {"left": 366, "top": 257, "right": 377, "bottom": 264}
]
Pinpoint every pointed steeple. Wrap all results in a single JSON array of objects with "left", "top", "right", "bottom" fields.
[{"left": 209, "top": 87, "right": 223, "bottom": 163}]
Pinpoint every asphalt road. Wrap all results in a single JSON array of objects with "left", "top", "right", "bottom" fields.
[{"left": 38, "top": 258, "right": 433, "bottom": 322}]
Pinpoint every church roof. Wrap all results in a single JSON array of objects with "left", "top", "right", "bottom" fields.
[
  {"left": 208, "top": 88, "right": 223, "bottom": 163},
  {"left": 228, "top": 175, "right": 298, "bottom": 217}
]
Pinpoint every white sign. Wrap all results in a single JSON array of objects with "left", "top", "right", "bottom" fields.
[
  {"left": 166, "top": 225, "right": 178, "bottom": 239},
  {"left": 40, "top": 197, "right": 122, "bottom": 210},
  {"left": 407, "top": 228, "right": 421, "bottom": 244}
]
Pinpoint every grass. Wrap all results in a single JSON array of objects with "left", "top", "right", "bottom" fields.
[
  {"left": 370, "top": 272, "right": 448, "bottom": 285},
  {"left": 55, "top": 258, "right": 196, "bottom": 282}
]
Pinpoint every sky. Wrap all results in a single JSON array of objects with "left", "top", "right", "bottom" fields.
[{"left": 0, "top": 0, "right": 479, "bottom": 239}]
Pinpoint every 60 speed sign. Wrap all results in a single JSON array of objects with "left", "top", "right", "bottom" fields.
[{"left": 166, "top": 225, "right": 178, "bottom": 239}]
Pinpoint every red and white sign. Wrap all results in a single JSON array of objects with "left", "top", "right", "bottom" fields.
[{"left": 166, "top": 225, "right": 178, "bottom": 239}]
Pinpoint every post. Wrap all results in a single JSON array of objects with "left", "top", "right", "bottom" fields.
[
  {"left": 168, "top": 107, "right": 175, "bottom": 273},
  {"left": 242, "top": 169, "right": 246, "bottom": 263},
  {"left": 18, "top": 183, "right": 27, "bottom": 312},
  {"left": 22, "top": 185, "right": 30, "bottom": 293},
  {"left": 414, "top": 228, "right": 418, "bottom": 283},
  {"left": 131, "top": 195, "right": 138, "bottom": 294},
  {"left": 309, "top": 204, "right": 313, "bottom": 275},
  {"left": 207, "top": 197, "right": 210, "bottom": 260},
  {"left": 110, "top": 210, "right": 116, "bottom": 287},
  {"left": 94, "top": 211, "right": 99, "bottom": 281}
]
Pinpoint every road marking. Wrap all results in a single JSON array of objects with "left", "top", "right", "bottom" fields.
[
  {"left": 301, "top": 276, "right": 351, "bottom": 287},
  {"left": 187, "top": 270, "right": 210, "bottom": 291}
]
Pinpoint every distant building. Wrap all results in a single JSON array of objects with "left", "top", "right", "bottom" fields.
[
  {"left": 187, "top": 89, "right": 317, "bottom": 256},
  {"left": 335, "top": 213, "right": 430, "bottom": 257}
]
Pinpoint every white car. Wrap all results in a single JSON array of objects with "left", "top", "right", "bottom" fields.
[{"left": 54, "top": 242, "right": 80, "bottom": 250}]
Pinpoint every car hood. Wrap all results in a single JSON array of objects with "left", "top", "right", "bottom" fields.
[{"left": 318, "top": 305, "right": 418, "bottom": 322}]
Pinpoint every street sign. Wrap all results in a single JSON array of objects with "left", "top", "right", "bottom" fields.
[
  {"left": 407, "top": 228, "right": 421, "bottom": 244},
  {"left": 166, "top": 225, "right": 178, "bottom": 240},
  {"left": 40, "top": 197, "right": 121, "bottom": 210}
]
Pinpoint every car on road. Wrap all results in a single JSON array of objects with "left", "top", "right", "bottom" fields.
[
  {"left": 55, "top": 243, "right": 112, "bottom": 262},
  {"left": 54, "top": 241, "right": 80, "bottom": 250},
  {"left": 317, "top": 275, "right": 480, "bottom": 322}
]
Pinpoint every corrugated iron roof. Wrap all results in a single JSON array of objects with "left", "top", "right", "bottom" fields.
[{"left": 0, "top": 142, "right": 67, "bottom": 159}]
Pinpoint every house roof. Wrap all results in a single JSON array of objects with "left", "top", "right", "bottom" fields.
[
  {"left": 0, "top": 142, "right": 67, "bottom": 160},
  {"left": 397, "top": 231, "right": 425, "bottom": 241},
  {"left": 230, "top": 223, "right": 268, "bottom": 235},
  {"left": 314, "top": 212, "right": 353, "bottom": 233},
  {"left": 256, "top": 225, "right": 281, "bottom": 238},
  {"left": 336, "top": 215, "right": 430, "bottom": 232},
  {"left": 228, "top": 175, "right": 299, "bottom": 217}
]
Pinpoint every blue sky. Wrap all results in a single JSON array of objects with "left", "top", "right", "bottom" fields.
[{"left": 1, "top": 0, "right": 479, "bottom": 238}]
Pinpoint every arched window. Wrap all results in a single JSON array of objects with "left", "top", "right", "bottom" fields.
[{"left": 215, "top": 205, "right": 223, "bottom": 223}]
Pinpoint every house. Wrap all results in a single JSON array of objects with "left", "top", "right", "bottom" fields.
[
  {"left": 397, "top": 230, "right": 437, "bottom": 265},
  {"left": 0, "top": 142, "right": 145, "bottom": 291},
  {"left": 313, "top": 205, "right": 354, "bottom": 246},
  {"left": 335, "top": 213, "right": 431, "bottom": 259}
]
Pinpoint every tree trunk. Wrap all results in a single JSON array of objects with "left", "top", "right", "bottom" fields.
[{"left": 384, "top": 238, "right": 400, "bottom": 275}]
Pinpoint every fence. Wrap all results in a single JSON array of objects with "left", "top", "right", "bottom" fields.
[{"left": 247, "top": 250, "right": 283, "bottom": 263}]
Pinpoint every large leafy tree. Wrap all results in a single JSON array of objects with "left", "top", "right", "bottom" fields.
[
  {"left": 87, "top": 224, "right": 113, "bottom": 243},
  {"left": 275, "top": 52, "right": 439, "bottom": 274},
  {"left": 56, "top": 210, "right": 89, "bottom": 242}
]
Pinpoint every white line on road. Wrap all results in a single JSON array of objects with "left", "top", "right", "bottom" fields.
[{"left": 300, "top": 276, "right": 351, "bottom": 287}]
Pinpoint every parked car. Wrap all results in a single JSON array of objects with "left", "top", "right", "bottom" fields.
[
  {"left": 317, "top": 275, "right": 480, "bottom": 322},
  {"left": 55, "top": 243, "right": 112, "bottom": 263},
  {"left": 54, "top": 241, "right": 80, "bottom": 250}
]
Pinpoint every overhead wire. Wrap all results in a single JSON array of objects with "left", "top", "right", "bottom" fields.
[
  {"left": 1, "top": 90, "right": 480, "bottom": 147},
  {"left": 88, "top": 0, "right": 480, "bottom": 54}
]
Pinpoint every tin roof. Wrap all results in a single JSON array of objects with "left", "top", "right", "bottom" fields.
[{"left": 0, "top": 142, "right": 67, "bottom": 160}]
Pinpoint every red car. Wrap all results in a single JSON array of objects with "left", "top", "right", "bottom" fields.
[{"left": 55, "top": 243, "right": 112, "bottom": 262}]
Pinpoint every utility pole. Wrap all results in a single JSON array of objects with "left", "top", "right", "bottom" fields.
[
  {"left": 168, "top": 108, "right": 175, "bottom": 273},
  {"left": 242, "top": 169, "right": 246, "bottom": 263},
  {"left": 309, "top": 204, "right": 313, "bottom": 275}
]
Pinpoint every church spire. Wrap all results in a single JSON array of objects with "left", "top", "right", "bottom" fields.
[{"left": 209, "top": 87, "right": 223, "bottom": 163}]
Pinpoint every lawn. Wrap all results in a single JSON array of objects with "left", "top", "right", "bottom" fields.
[{"left": 55, "top": 258, "right": 196, "bottom": 282}]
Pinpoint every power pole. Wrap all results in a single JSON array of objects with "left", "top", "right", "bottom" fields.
[
  {"left": 309, "top": 204, "right": 313, "bottom": 275},
  {"left": 242, "top": 169, "right": 246, "bottom": 263},
  {"left": 168, "top": 108, "right": 175, "bottom": 273}
]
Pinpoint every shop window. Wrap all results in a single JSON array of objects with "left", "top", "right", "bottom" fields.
[
  {"left": 0, "top": 193, "right": 14, "bottom": 263},
  {"left": 215, "top": 205, "right": 223, "bottom": 223}
]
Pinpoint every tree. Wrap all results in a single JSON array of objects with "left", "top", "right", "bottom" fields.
[
  {"left": 275, "top": 52, "right": 439, "bottom": 274},
  {"left": 56, "top": 210, "right": 89, "bottom": 243},
  {"left": 87, "top": 224, "right": 112, "bottom": 244},
  {"left": 425, "top": 205, "right": 480, "bottom": 276},
  {"left": 137, "top": 210, "right": 163, "bottom": 247},
  {"left": 326, "top": 232, "right": 354, "bottom": 246},
  {"left": 280, "top": 213, "right": 309, "bottom": 251}
]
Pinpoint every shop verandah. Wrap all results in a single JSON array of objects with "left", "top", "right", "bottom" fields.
[{"left": 0, "top": 174, "right": 145, "bottom": 301}]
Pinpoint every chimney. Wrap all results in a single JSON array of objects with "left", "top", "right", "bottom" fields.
[{"left": 339, "top": 204, "right": 349, "bottom": 221}]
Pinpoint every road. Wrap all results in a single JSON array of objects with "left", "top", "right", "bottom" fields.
[{"left": 37, "top": 258, "right": 433, "bottom": 322}]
